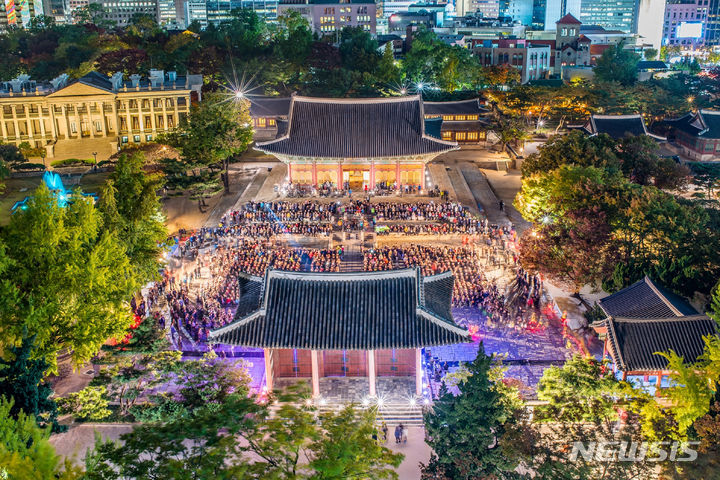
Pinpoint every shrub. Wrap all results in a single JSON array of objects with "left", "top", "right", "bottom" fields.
[
  {"left": 50, "top": 158, "right": 95, "bottom": 168},
  {"left": 58, "top": 386, "right": 111, "bottom": 421},
  {"left": 13, "top": 162, "right": 45, "bottom": 171}
]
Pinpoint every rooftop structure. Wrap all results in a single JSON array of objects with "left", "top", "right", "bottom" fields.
[
  {"left": 210, "top": 268, "right": 468, "bottom": 397},
  {"left": 592, "top": 276, "right": 715, "bottom": 393},
  {"left": 582, "top": 114, "right": 666, "bottom": 140},
  {"left": 663, "top": 109, "right": 720, "bottom": 161}
]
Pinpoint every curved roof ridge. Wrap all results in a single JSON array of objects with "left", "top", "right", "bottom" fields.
[
  {"left": 267, "top": 267, "right": 419, "bottom": 281},
  {"left": 423, "top": 270, "right": 454, "bottom": 282},
  {"left": 291, "top": 95, "right": 423, "bottom": 104},
  {"left": 424, "top": 98, "right": 480, "bottom": 105}
]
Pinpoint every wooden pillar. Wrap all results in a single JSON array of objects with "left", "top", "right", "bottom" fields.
[
  {"left": 420, "top": 165, "right": 426, "bottom": 190},
  {"left": 311, "top": 350, "right": 320, "bottom": 397},
  {"left": 312, "top": 162, "right": 318, "bottom": 186},
  {"left": 655, "top": 374, "right": 663, "bottom": 396},
  {"left": 395, "top": 160, "right": 401, "bottom": 190},
  {"left": 337, "top": 163, "right": 343, "bottom": 189},
  {"left": 287, "top": 163, "right": 293, "bottom": 183},
  {"left": 264, "top": 348, "right": 274, "bottom": 392},
  {"left": 369, "top": 161, "right": 375, "bottom": 189},
  {"left": 415, "top": 348, "right": 423, "bottom": 396},
  {"left": 602, "top": 338, "right": 607, "bottom": 361},
  {"left": 368, "top": 350, "right": 376, "bottom": 397}
]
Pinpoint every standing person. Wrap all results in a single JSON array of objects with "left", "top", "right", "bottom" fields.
[
  {"left": 394, "top": 424, "right": 402, "bottom": 444},
  {"left": 398, "top": 423, "right": 405, "bottom": 443},
  {"left": 382, "top": 422, "right": 389, "bottom": 443}
]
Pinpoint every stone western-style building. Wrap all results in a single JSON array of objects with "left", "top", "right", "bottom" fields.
[
  {"left": 210, "top": 268, "right": 469, "bottom": 398},
  {"left": 664, "top": 109, "right": 720, "bottom": 161},
  {"left": 0, "top": 70, "right": 203, "bottom": 161},
  {"left": 592, "top": 276, "right": 717, "bottom": 395},
  {"left": 253, "top": 95, "right": 459, "bottom": 190}
]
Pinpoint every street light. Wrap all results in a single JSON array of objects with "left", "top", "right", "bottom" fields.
[{"left": 92, "top": 151, "right": 98, "bottom": 171}]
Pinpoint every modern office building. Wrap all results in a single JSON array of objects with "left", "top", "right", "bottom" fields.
[
  {"left": 579, "top": 0, "right": 638, "bottom": 33},
  {"left": 663, "top": 0, "right": 707, "bottom": 48},
  {"left": 92, "top": 0, "right": 158, "bottom": 26},
  {"left": 205, "top": 0, "right": 277, "bottom": 23},
  {"left": 531, "top": 0, "right": 581, "bottom": 30},
  {"left": 707, "top": 0, "right": 720, "bottom": 45},
  {"left": 277, "top": 0, "right": 375, "bottom": 35},
  {"left": 0, "top": 0, "right": 44, "bottom": 28}
]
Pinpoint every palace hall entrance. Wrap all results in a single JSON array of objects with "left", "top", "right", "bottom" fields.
[{"left": 342, "top": 166, "right": 369, "bottom": 190}]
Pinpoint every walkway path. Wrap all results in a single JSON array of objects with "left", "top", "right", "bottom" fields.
[{"left": 459, "top": 162, "right": 508, "bottom": 225}]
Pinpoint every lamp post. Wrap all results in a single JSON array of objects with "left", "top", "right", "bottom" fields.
[{"left": 92, "top": 151, "right": 98, "bottom": 171}]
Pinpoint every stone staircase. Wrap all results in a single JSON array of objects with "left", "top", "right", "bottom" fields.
[
  {"left": 317, "top": 402, "right": 426, "bottom": 427},
  {"left": 340, "top": 242, "right": 364, "bottom": 272},
  {"left": 50, "top": 137, "right": 116, "bottom": 162}
]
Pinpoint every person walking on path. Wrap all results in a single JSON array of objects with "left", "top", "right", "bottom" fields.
[
  {"left": 382, "top": 422, "right": 389, "bottom": 444},
  {"left": 394, "top": 424, "right": 402, "bottom": 444}
]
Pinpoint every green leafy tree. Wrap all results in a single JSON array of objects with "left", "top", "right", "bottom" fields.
[
  {"left": 58, "top": 386, "right": 111, "bottom": 421},
  {"left": 593, "top": 41, "right": 640, "bottom": 86},
  {"left": 689, "top": 161, "right": 720, "bottom": 200},
  {"left": 90, "top": 350, "right": 181, "bottom": 418},
  {"left": 644, "top": 48, "right": 658, "bottom": 61},
  {"left": 309, "top": 405, "right": 403, "bottom": 480},
  {"left": 0, "top": 335, "right": 63, "bottom": 432},
  {"left": 0, "top": 185, "right": 139, "bottom": 368},
  {"left": 520, "top": 130, "right": 619, "bottom": 178},
  {"left": 163, "top": 92, "right": 254, "bottom": 195},
  {"left": 98, "top": 152, "right": 167, "bottom": 282},
  {"left": 422, "top": 344, "right": 520, "bottom": 479},
  {"left": 536, "top": 355, "right": 631, "bottom": 423},
  {"left": 0, "top": 397, "right": 81, "bottom": 480},
  {"left": 84, "top": 393, "right": 261, "bottom": 480},
  {"left": 378, "top": 41, "right": 400, "bottom": 85}
]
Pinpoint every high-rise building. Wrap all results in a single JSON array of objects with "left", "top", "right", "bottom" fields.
[
  {"left": 183, "top": 0, "right": 207, "bottom": 26},
  {"left": 204, "top": 0, "right": 276, "bottom": 23},
  {"left": 532, "top": 0, "right": 580, "bottom": 30},
  {"left": 663, "top": 0, "right": 707, "bottom": 48},
  {"left": 579, "top": 0, "right": 638, "bottom": 32},
  {"left": 503, "top": 0, "right": 532, "bottom": 24},
  {"left": 702, "top": 0, "right": 720, "bottom": 46},
  {"left": 92, "top": 0, "right": 158, "bottom": 26},
  {"left": 636, "top": 0, "right": 667, "bottom": 49},
  {"left": 277, "top": 0, "right": 375, "bottom": 35},
  {"left": 1, "top": 0, "right": 44, "bottom": 28}
]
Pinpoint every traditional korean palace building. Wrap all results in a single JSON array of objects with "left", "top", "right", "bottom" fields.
[
  {"left": 210, "top": 268, "right": 469, "bottom": 398},
  {"left": 254, "top": 95, "right": 460, "bottom": 191},
  {"left": 581, "top": 114, "right": 666, "bottom": 141},
  {"left": 422, "top": 99, "right": 489, "bottom": 144},
  {"left": 250, "top": 95, "right": 489, "bottom": 146},
  {"left": 592, "top": 277, "right": 717, "bottom": 395},
  {"left": 663, "top": 109, "right": 720, "bottom": 162}
]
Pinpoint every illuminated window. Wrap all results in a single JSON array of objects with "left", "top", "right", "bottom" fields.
[
  {"left": 442, "top": 131, "right": 452, "bottom": 140},
  {"left": 442, "top": 115, "right": 454, "bottom": 121},
  {"left": 269, "top": 119, "right": 276, "bottom": 126},
  {"left": 455, "top": 115, "right": 466, "bottom": 121},
  {"left": 467, "top": 115, "right": 478, "bottom": 120},
  {"left": 456, "top": 132, "right": 467, "bottom": 141},
  {"left": 256, "top": 117, "right": 267, "bottom": 128},
  {"left": 467, "top": 132, "right": 478, "bottom": 140}
]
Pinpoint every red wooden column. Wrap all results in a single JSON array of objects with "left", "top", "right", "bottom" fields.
[
  {"left": 312, "top": 162, "right": 318, "bottom": 186},
  {"left": 311, "top": 350, "right": 320, "bottom": 397},
  {"left": 395, "top": 161, "right": 401, "bottom": 190},
  {"left": 287, "top": 163, "right": 292, "bottom": 183},
  {"left": 370, "top": 161, "right": 376, "bottom": 189},
  {"left": 368, "top": 350, "right": 376, "bottom": 397},
  {"left": 337, "top": 164, "right": 343, "bottom": 188},
  {"left": 264, "top": 348, "right": 274, "bottom": 393},
  {"left": 415, "top": 348, "right": 423, "bottom": 396}
]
